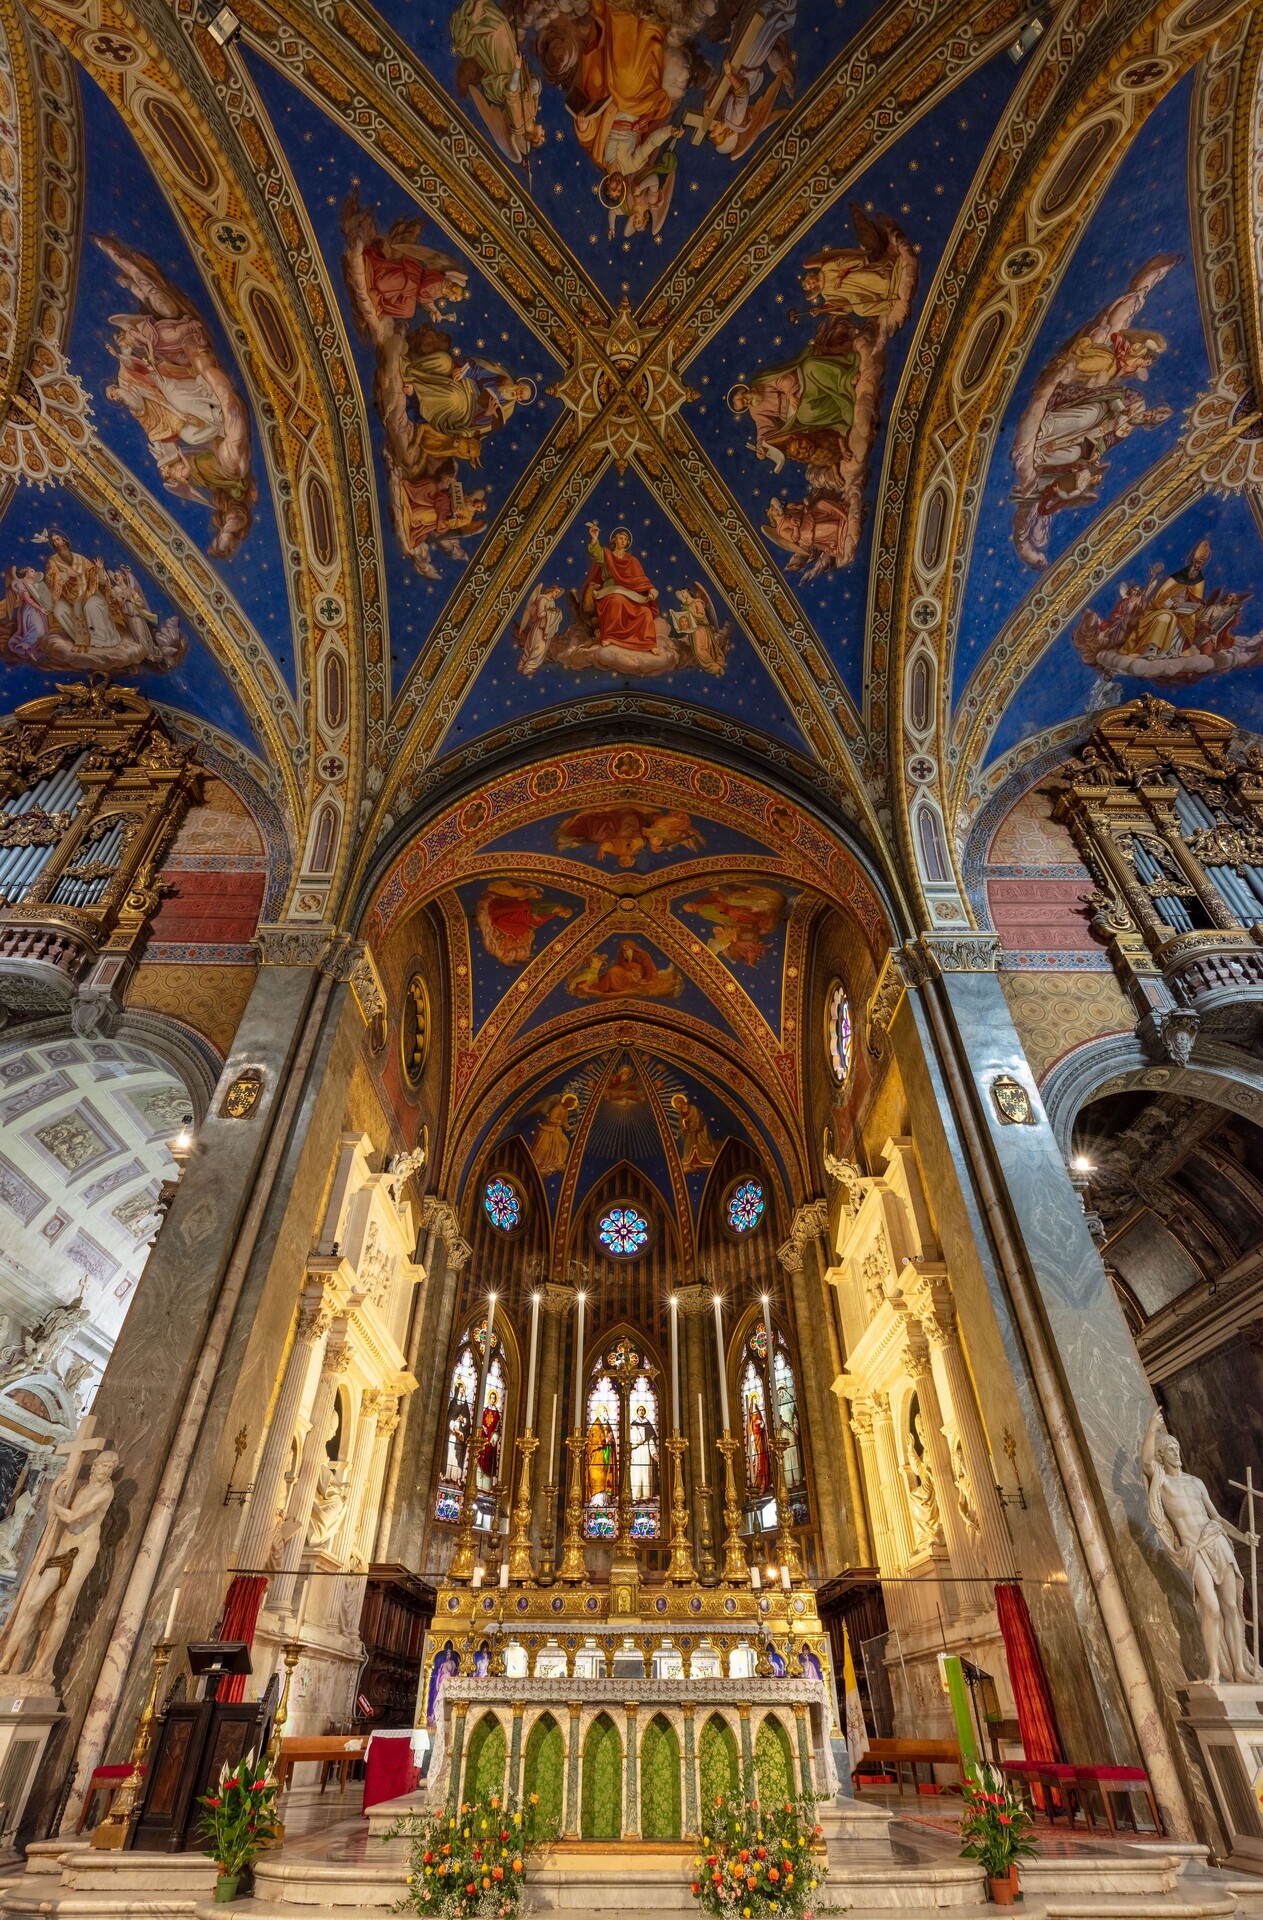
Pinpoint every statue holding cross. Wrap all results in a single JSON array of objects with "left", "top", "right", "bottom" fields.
[{"left": 0, "top": 1417, "right": 119, "bottom": 1689}]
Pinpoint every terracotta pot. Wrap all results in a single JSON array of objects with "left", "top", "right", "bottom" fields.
[
  {"left": 988, "top": 1868, "right": 1019, "bottom": 1905},
  {"left": 213, "top": 1874, "right": 240, "bottom": 1904}
]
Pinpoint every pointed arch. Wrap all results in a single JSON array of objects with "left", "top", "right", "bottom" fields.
[
  {"left": 523, "top": 1713, "right": 564, "bottom": 1835},
  {"left": 639, "top": 1714, "right": 681, "bottom": 1841},
  {"left": 754, "top": 1714, "right": 796, "bottom": 1807},
  {"left": 581, "top": 1712, "right": 623, "bottom": 1839},
  {"left": 698, "top": 1713, "right": 739, "bottom": 1810},
  {"left": 463, "top": 1711, "right": 507, "bottom": 1808}
]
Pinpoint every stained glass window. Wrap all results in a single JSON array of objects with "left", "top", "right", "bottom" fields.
[
  {"left": 741, "top": 1361, "right": 772, "bottom": 1498},
  {"left": 583, "top": 1361, "right": 660, "bottom": 1539},
  {"left": 435, "top": 1332, "right": 508, "bottom": 1522},
  {"left": 827, "top": 980, "right": 853, "bottom": 1085},
  {"left": 483, "top": 1176, "right": 522, "bottom": 1232},
  {"left": 598, "top": 1205, "right": 650, "bottom": 1257},
  {"left": 726, "top": 1178, "right": 765, "bottom": 1234},
  {"left": 749, "top": 1323, "right": 768, "bottom": 1363},
  {"left": 584, "top": 1372, "right": 619, "bottom": 1537}
]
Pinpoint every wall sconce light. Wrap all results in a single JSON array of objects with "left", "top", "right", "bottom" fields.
[{"left": 207, "top": 5, "right": 241, "bottom": 46}]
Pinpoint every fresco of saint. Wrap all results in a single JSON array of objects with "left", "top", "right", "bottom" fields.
[
  {"left": 669, "top": 1091, "right": 720, "bottom": 1169},
  {"left": 746, "top": 205, "right": 918, "bottom": 581},
  {"left": 341, "top": 193, "right": 531, "bottom": 577},
  {"left": 94, "top": 236, "right": 257, "bottom": 560},
  {"left": 1072, "top": 540, "right": 1263, "bottom": 699},
  {"left": 474, "top": 878, "right": 574, "bottom": 965},
  {"left": 554, "top": 806, "right": 704, "bottom": 866},
  {"left": 681, "top": 880, "right": 789, "bottom": 965},
  {"left": 529, "top": 1090, "right": 579, "bottom": 1175},
  {"left": 514, "top": 533, "right": 730, "bottom": 679},
  {"left": 1010, "top": 254, "right": 1180, "bottom": 569},
  {"left": 446, "top": 0, "right": 799, "bottom": 237},
  {"left": 566, "top": 940, "right": 683, "bottom": 1000},
  {"left": 0, "top": 534, "right": 187, "bottom": 675}
]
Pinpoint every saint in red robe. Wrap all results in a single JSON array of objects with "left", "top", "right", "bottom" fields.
[
  {"left": 476, "top": 1404, "right": 501, "bottom": 1481},
  {"left": 582, "top": 533, "right": 660, "bottom": 653}
]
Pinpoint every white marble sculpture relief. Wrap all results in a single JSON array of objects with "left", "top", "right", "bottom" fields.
[{"left": 1143, "top": 1409, "right": 1259, "bottom": 1684}]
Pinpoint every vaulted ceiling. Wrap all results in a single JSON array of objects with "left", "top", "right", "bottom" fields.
[{"left": 1, "top": 0, "right": 1260, "bottom": 1236}]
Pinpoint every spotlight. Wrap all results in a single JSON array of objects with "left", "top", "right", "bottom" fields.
[
  {"left": 1008, "top": 15, "right": 1045, "bottom": 61},
  {"left": 207, "top": 5, "right": 241, "bottom": 47},
  {"left": 1071, "top": 1154, "right": 1094, "bottom": 1174}
]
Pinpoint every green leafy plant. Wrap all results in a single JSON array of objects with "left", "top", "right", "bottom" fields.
[
  {"left": 385, "top": 1791, "right": 554, "bottom": 1917},
  {"left": 688, "top": 1770, "right": 825, "bottom": 1919},
  {"left": 958, "top": 1764, "right": 1038, "bottom": 1880},
  {"left": 198, "top": 1750, "right": 281, "bottom": 1878}
]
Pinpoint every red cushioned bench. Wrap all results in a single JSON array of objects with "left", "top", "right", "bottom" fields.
[
  {"left": 76, "top": 1762, "right": 145, "bottom": 1833},
  {"left": 1002, "top": 1760, "right": 1161, "bottom": 1833},
  {"left": 1073, "top": 1765, "right": 1161, "bottom": 1834}
]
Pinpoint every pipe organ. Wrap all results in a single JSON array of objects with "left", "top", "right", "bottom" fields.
[{"left": 0, "top": 684, "right": 202, "bottom": 1031}]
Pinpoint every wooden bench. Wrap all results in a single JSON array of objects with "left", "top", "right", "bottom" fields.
[
  {"left": 276, "top": 1734, "right": 367, "bottom": 1793},
  {"left": 855, "top": 1737, "right": 961, "bottom": 1794}
]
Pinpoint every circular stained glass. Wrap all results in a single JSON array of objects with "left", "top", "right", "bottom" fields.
[
  {"left": 483, "top": 1177, "right": 522, "bottom": 1233},
  {"left": 749, "top": 1323, "right": 768, "bottom": 1362},
  {"left": 598, "top": 1205, "right": 650, "bottom": 1258},
  {"left": 726, "top": 1178, "right": 766, "bottom": 1235},
  {"left": 826, "top": 979, "right": 853, "bottom": 1085}
]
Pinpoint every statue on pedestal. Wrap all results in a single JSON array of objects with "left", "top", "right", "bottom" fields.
[
  {"left": 0, "top": 1439, "right": 118, "bottom": 1686},
  {"left": 1143, "top": 1409, "right": 1259, "bottom": 1684}
]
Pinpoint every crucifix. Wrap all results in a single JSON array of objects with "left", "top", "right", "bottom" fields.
[
  {"left": 1230, "top": 1467, "right": 1260, "bottom": 1673},
  {"left": 48, "top": 1414, "right": 105, "bottom": 1498},
  {"left": 682, "top": 7, "right": 768, "bottom": 144}
]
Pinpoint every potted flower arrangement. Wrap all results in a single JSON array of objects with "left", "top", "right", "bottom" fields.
[
  {"left": 958, "top": 1764, "right": 1036, "bottom": 1904},
  {"left": 688, "top": 1773, "right": 825, "bottom": 1919},
  {"left": 198, "top": 1750, "right": 281, "bottom": 1902},
  {"left": 385, "top": 1791, "right": 552, "bottom": 1916}
]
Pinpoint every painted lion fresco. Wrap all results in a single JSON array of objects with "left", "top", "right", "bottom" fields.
[
  {"left": 1010, "top": 254, "right": 1180, "bottom": 570},
  {"left": 449, "top": 0, "right": 798, "bottom": 236},
  {"left": 1074, "top": 540, "right": 1263, "bottom": 707},
  {"left": 743, "top": 204, "right": 918, "bottom": 582}
]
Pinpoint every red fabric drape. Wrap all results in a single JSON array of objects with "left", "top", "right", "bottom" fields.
[
  {"left": 995, "top": 1581, "right": 1063, "bottom": 1763},
  {"left": 215, "top": 1574, "right": 269, "bottom": 1702}
]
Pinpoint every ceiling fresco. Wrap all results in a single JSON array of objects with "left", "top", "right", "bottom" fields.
[{"left": 1, "top": 0, "right": 1260, "bottom": 1255}]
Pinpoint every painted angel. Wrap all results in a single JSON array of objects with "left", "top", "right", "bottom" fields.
[
  {"left": 94, "top": 235, "right": 256, "bottom": 559},
  {"left": 1010, "top": 253, "right": 1181, "bottom": 567},
  {"left": 704, "top": 0, "right": 798, "bottom": 159},
  {"left": 450, "top": 0, "right": 544, "bottom": 168},
  {"left": 514, "top": 582, "right": 564, "bottom": 675},
  {"left": 340, "top": 190, "right": 470, "bottom": 337},
  {"left": 669, "top": 584, "right": 730, "bottom": 675}
]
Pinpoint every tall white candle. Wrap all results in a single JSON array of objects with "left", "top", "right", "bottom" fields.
[
  {"left": 669, "top": 1296, "right": 680, "bottom": 1434},
  {"left": 571, "top": 1293, "right": 586, "bottom": 1432},
  {"left": 162, "top": 1586, "right": 180, "bottom": 1641},
  {"left": 696, "top": 1391, "right": 708, "bottom": 1486},
  {"left": 761, "top": 1294, "right": 775, "bottom": 1398},
  {"left": 781, "top": 1565, "right": 791, "bottom": 1593},
  {"left": 547, "top": 1392, "right": 558, "bottom": 1485},
  {"left": 499, "top": 1557, "right": 510, "bottom": 1590},
  {"left": 712, "top": 1295, "right": 730, "bottom": 1432},
  {"left": 525, "top": 1292, "right": 541, "bottom": 1431}
]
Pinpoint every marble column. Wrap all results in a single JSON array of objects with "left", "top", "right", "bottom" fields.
[
  {"left": 381, "top": 1207, "right": 470, "bottom": 1566},
  {"left": 448, "top": 1699, "right": 469, "bottom": 1813},
  {"left": 915, "top": 1274, "right": 1012, "bottom": 1579},
  {"left": 272, "top": 1325, "right": 351, "bottom": 1614},
  {"left": 871, "top": 1392, "right": 917, "bottom": 1571},
  {"left": 565, "top": 1700, "right": 582, "bottom": 1837},
  {"left": 624, "top": 1701, "right": 640, "bottom": 1839},
  {"left": 793, "top": 1702, "right": 814, "bottom": 1796},
  {"left": 234, "top": 1277, "right": 341, "bottom": 1572},
  {"left": 778, "top": 1209, "right": 846, "bottom": 1568},
  {"left": 906, "top": 1336, "right": 982, "bottom": 1582},
  {"left": 354, "top": 1394, "right": 401, "bottom": 1567},
  {"left": 509, "top": 1701, "right": 525, "bottom": 1802},
  {"left": 681, "top": 1701, "right": 697, "bottom": 1838}
]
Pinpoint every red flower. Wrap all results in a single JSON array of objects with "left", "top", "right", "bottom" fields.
[
  {"left": 251, "top": 1780, "right": 266, "bottom": 1791},
  {"left": 757, "top": 1847, "right": 767, "bottom": 1861},
  {"left": 466, "top": 1885, "right": 476, "bottom": 1897},
  {"left": 500, "top": 1829, "right": 509, "bottom": 1842},
  {"left": 492, "top": 1867, "right": 504, "bottom": 1881},
  {"left": 424, "top": 1851, "right": 434, "bottom": 1864},
  {"left": 769, "top": 1868, "right": 780, "bottom": 1883},
  {"left": 740, "top": 1850, "right": 750, "bottom": 1863},
  {"left": 707, "top": 1856, "right": 717, "bottom": 1867},
  {"left": 205, "top": 1797, "right": 221, "bottom": 1809},
  {"left": 691, "top": 1883, "right": 700, "bottom": 1897},
  {"left": 999, "top": 1813, "right": 1012, "bottom": 1825}
]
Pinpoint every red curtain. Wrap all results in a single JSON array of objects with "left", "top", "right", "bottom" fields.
[
  {"left": 995, "top": 1580, "right": 1063, "bottom": 1763},
  {"left": 216, "top": 1574, "right": 269, "bottom": 1703}
]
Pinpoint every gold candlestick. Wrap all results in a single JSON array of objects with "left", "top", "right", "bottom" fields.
[
  {"left": 665, "top": 1432, "right": 697, "bottom": 1584},
  {"left": 508, "top": 1431, "right": 539, "bottom": 1583},
  {"left": 91, "top": 1639, "right": 172, "bottom": 1848},
  {"left": 716, "top": 1432, "right": 749, "bottom": 1586},
  {"left": 558, "top": 1432, "right": 589, "bottom": 1583},
  {"left": 770, "top": 1432, "right": 804, "bottom": 1585},
  {"left": 264, "top": 1640, "right": 302, "bottom": 1845}
]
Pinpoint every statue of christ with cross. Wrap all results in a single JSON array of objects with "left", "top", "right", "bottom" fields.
[{"left": 0, "top": 1417, "right": 119, "bottom": 1688}]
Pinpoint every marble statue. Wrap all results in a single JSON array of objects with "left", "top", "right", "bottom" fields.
[
  {"left": 906, "top": 1413, "right": 941, "bottom": 1550},
  {"left": 1143, "top": 1409, "right": 1259, "bottom": 1684},
  {"left": 386, "top": 1128, "right": 428, "bottom": 1202},
  {"left": 306, "top": 1462, "right": 350, "bottom": 1550},
  {"left": 0, "top": 1295, "right": 89, "bottom": 1386},
  {"left": 0, "top": 1487, "right": 34, "bottom": 1579},
  {"left": 0, "top": 1445, "right": 119, "bottom": 1684}
]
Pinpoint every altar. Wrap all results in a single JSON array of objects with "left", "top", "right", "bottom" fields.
[{"left": 398, "top": 1580, "right": 841, "bottom": 1841}]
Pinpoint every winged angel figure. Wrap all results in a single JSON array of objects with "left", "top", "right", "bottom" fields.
[{"left": 1009, "top": 254, "right": 1180, "bottom": 568}]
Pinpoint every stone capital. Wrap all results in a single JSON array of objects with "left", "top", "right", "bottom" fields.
[
  {"left": 912, "top": 931, "right": 1001, "bottom": 976},
  {"left": 672, "top": 1283, "right": 714, "bottom": 1319},
  {"left": 253, "top": 922, "right": 343, "bottom": 970},
  {"left": 419, "top": 1196, "right": 473, "bottom": 1270},
  {"left": 540, "top": 1282, "right": 577, "bottom": 1315},
  {"left": 777, "top": 1200, "right": 829, "bottom": 1275}
]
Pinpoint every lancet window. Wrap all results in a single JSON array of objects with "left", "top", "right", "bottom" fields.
[
  {"left": 583, "top": 1340, "right": 660, "bottom": 1540},
  {"left": 435, "top": 1319, "right": 508, "bottom": 1525},
  {"left": 739, "top": 1324, "right": 806, "bottom": 1527}
]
